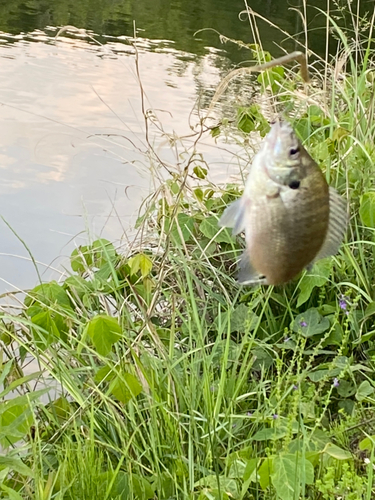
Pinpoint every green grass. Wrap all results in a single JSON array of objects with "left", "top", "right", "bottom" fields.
[{"left": 2, "top": 1, "right": 375, "bottom": 499}]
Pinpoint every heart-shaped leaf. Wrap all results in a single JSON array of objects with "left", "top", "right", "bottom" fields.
[{"left": 291, "top": 308, "right": 330, "bottom": 337}]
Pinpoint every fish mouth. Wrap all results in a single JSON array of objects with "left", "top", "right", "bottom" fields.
[
  {"left": 266, "top": 120, "right": 293, "bottom": 143},
  {"left": 264, "top": 120, "right": 295, "bottom": 157}
]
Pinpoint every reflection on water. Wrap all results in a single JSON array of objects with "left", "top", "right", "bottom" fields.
[
  {"left": 0, "top": 1, "right": 371, "bottom": 293},
  {"left": 0, "top": 0, "right": 371, "bottom": 61},
  {"left": 0, "top": 31, "right": 243, "bottom": 293}
]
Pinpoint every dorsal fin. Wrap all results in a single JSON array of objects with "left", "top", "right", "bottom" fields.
[{"left": 311, "top": 187, "right": 348, "bottom": 263}]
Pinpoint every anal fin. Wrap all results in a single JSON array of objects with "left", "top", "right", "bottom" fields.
[{"left": 238, "top": 251, "right": 267, "bottom": 285}]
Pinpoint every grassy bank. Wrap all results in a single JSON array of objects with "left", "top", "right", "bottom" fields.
[{"left": 2, "top": 3, "right": 375, "bottom": 499}]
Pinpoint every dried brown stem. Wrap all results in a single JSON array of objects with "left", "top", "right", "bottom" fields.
[{"left": 206, "top": 51, "right": 310, "bottom": 119}]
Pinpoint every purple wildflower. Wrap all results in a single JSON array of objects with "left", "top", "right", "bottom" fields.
[
  {"left": 272, "top": 414, "right": 278, "bottom": 420},
  {"left": 339, "top": 294, "right": 350, "bottom": 315},
  {"left": 292, "top": 384, "right": 298, "bottom": 391},
  {"left": 300, "top": 321, "right": 307, "bottom": 327},
  {"left": 333, "top": 378, "right": 339, "bottom": 388},
  {"left": 247, "top": 411, "right": 252, "bottom": 417},
  {"left": 339, "top": 298, "right": 347, "bottom": 311}
]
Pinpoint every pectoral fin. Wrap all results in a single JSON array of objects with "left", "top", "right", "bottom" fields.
[
  {"left": 219, "top": 198, "right": 247, "bottom": 235},
  {"left": 238, "top": 251, "right": 267, "bottom": 285},
  {"left": 310, "top": 187, "right": 348, "bottom": 264}
]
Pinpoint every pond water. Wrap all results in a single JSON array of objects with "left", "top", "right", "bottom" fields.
[{"left": 0, "top": 0, "right": 369, "bottom": 294}]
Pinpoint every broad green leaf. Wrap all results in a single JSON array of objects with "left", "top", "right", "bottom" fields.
[
  {"left": 94, "top": 262, "right": 116, "bottom": 285},
  {"left": 309, "top": 429, "right": 331, "bottom": 449},
  {"left": 30, "top": 310, "right": 60, "bottom": 349},
  {"left": 128, "top": 254, "right": 143, "bottom": 275},
  {"left": 193, "top": 165, "right": 208, "bottom": 179},
  {"left": 335, "top": 356, "right": 350, "bottom": 369},
  {"left": 241, "top": 458, "right": 258, "bottom": 494},
  {"left": 194, "top": 187, "right": 204, "bottom": 202},
  {"left": 312, "top": 141, "right": 330, "bottom": 161},
  {"left": 169, "top": 213, "right": 195, "bottom": 245},
  {"left": 110, "top": 471, "right": 130, "bottom": 499},
  {"left": 332, "top": 127, "right": 349, "bottom": 142},
  {"left": 360, "top": 192, "right": 375, "bottom": 228},
  {"left": 308, "top": 105, "right": 324, "bottom": 117},
  {"left": 169, "top": 181, "right": 179, "bottom": 194},
  {"left": 139, "top": 254, "right": 152, "bottom": 278},
  {"left": 323, "top": 323, "right": 343, "bottom": 346},
  {"left": 252, "top": 347, "right": 274, "bottom": 370},
  {"left": 305, "top": 451, "right": 321, "bottom": 467},
  {"left": 359, "top": 436, "right": 375, "bottom": 451},
  {"left": 237, "top": 108, "right": 257, "bottom": 134},
  {"left": 271, "top": 455, "right": 314, "bottom": 500},
  {"left": 257, "top": 67, "right": 284, "bottom": 93},
  {"left": 128, "top": 253, "right": 152, "bottom": 277},
  {"left": 357, "top": 333, "right": 375, "bottom": 349},
  {"left": 94, "top": 365, "right": 114, "bottom": 384},
  {"left": 70, "top": 245, "right": 92, "bottom": 273},
  {"left": 337, "top": 380, "right": 356, "bottom": 398},
  {"left": 323, "top": 443, "right": 352, "bottom": 460},
  {"left": 199, "top": 216, "right": 233, "bottom": 244},
  {"left": 110, "top": 373, "right": 142, "bottom": 403},
  {"left": 85, "top": 315, "right": 122, "bottom": 356},
  {"left": 299, "top": 401, "right": 316, "bottom": 420},
  {"left": 356, "top": 380, "right": 374, "bottom": 401},
  {"left": 157, "top": 472, "right": 175, "bottom": 499},
  {"left": 64, "top": 275, "right": 91, "bottom": 298},
  {"left": 338, "top": 399, "right": 355, "bottom": 416},
  {"left": 241, "top": 459, "right": 258, "bottom": 495},
  {"left": 92, "top": 238, "right": 117, "bottom": 267},
  {"left": 291, "top": 308, "right": 330, "bottom": 337},
  {"left": 25, "top": 281, "right": 72, "bottom": 310},
  {"left": 252, "top": 427, "right": 287, "bottom": 441},
  {"left": 0, "top": 401, "right": 34, "bottom": 447},
  {"left": 47, "top": 396, "right": 71, "bottom": 421},
  {"left": 308, "top": 367, "right": 340, "bottom": 382},
  {"left": 0, "top": 457, "right": 33, "bottom": 477},
  {"left": 219, "top": 304, "right": 259, "bottom": 334},
  {"left": 0, "top": 361, "right": 13, "bottom": 391},
  {"left": 228, "top": 459, "right": 246, "bottom": 479},
  {"left": 211, "top": 126, "right": 221, "bottom": 138},
  {"left": 258, "top": 457, "right": 273, "bottom": 489},
  {"left": 70, "top": 240, "right": 117, "bottom": 272},
  {"left": 195, "top": 475, "right": 239, "bottom": 499},
  {"left": 365, "top": 301, "right": 375, "bottom": 317},
  {"left": 131, "top": 473, "right": 155, "bottom": 500},
  {"left": 288, "top": 437, "right": 320, "bottom": 454},
  {"left": 297, "top": 259, "right": 332, "bottom": 307},
  {"left": 0, "top": 467, "right": 9, "bottom": 485},
  {"left": 1, "top": 484, "right": 23, "bottom": 500}
]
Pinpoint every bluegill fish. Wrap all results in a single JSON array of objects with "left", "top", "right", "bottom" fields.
[{"left": 219, "top": 121, "right": 347, "bottom": 285}]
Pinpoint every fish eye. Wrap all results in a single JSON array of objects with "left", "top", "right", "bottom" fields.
[
  {"left": 290, "top": 147, "right": 300, "bottom": 156},
  {"left": 289, "top": 180, "right": 300, "bottom": 189}
]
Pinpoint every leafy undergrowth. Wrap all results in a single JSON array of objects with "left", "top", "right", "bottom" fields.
[{"left": 2, "top": 3, "right": 375, "bottom": 500}]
